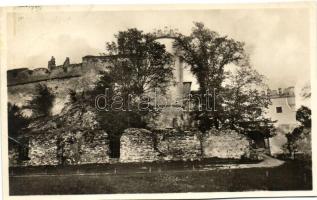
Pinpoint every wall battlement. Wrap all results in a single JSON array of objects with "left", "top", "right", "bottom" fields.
[
  {"left": 265, "top": 87, "right": 295, "bottom": 99},
  {"left": 7, "top": 55, "right": 122, "bottom": 86},
  {"left": 7, "top": 57, "right": 83, "bottom": 86}
]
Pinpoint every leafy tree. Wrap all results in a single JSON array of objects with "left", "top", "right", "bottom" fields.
[
  {"left": 106, "top": 28, "right": 174, "bottom": 96},
  {"left": 27, "top": 84, "right": 55, "bottom": 117},
  {"left": 222, "top": 65, "right": 275, "bottom": 136},
  {"left": 173, "top": 22, "right": 261, "bottom": 133},
  {"left": 285, "top": 106, "right": 311, "bottom": 158},
  {"left": 82, "top": 28, "right": 174, "bottom": 156},
  {"left": 296, "top": 106, "right": 311, "bottom": 128},
  {"left": 90, "top": 72, "right": 140, "bottom": 136},
  {"left": 8, "top": 103, "right": 29, "bottom": 138}
]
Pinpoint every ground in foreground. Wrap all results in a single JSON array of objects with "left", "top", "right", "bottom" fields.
[{"left": 9, "top": 160, "right": 311, "bottom": 195}]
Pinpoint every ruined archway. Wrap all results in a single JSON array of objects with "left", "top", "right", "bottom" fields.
[{"left": 148, "top": 29, "right": 187, "bottom": 104}]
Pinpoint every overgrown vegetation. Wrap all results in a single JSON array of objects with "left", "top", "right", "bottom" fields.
[
  {"left": 27, "top": 84, "right": 55, "bottom": 117},
  {"left": 285, "top": 106, "right": 311, "bottom": 160},
  {"left": 8, "top": 103, "right": 29, "bottom": 139},
  {"left": 173, "top": 22, "right": 275, "bottom": 136},
  {"left": 93, "top": 29, "right": 174, "bottom": 137}
]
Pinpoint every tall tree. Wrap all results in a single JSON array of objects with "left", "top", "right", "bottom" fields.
[
  {"left": 173, "top": 22, "right": 246, "bottom": 132},
  {"left": 221, "top": 65, "right": 276, "bottom": 140},
  {"left": 222, "top": 66, "right": 272, "bottom": 128},
  {"left": 27, "top": 84, "right": 55, "bottom": 117},
  {"left": 92, "top": 28, "right": 174, "bottom": 138},
  {"left": 106, "top": 28, "right": 174, "bottom": 96}
]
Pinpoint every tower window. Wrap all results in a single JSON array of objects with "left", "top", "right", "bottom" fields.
[{"left": 276, "top": 107, "right": 283, "bottom": 113}]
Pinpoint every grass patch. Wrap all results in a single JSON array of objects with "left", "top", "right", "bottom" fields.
[{"left": 9, "top": 160, "right": 311, "bottom": 195}]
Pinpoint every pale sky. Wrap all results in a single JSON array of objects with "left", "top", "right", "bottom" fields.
[{"left": 6, "top": 6, "right": 312, "bottom": 92}]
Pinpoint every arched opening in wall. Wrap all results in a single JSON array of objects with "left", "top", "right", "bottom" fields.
[{"left": 109, "top": 134, "right": 120, "bottom": 158}]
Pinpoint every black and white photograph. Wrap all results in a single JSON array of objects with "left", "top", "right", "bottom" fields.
[{"left": 0, "top": 2, "right": 316, "bottom": 199}]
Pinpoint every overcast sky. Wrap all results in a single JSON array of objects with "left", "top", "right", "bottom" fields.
[{"left": 6, "top": 6, "right": 312, "bottom": 94}]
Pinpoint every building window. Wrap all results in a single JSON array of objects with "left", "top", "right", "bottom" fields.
[{"left": 276, "top": 106, "right": 283, "bottom": 113}]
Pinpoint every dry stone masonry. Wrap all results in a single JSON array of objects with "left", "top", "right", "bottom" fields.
[
  {"left": 120, "top": 128, "right": 160, "bottom": 163},
  {"left": 119, "top": 128, "right": 250, "bottom": 163},
  {"left": 156, "top": 129, "right": 201, "bottom": 161},
  {"left": 10, "top": 127, "right": 252, "bottom": 166},
  {"left": 202, "top": 129, "right": 250, "bottom": 159}
]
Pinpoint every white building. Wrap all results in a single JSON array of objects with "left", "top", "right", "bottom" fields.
[{"left": 266, "top": 87, "right": 298, "bottom": 155}]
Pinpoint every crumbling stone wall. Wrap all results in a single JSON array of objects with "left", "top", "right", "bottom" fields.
[
  {"left": 120, "top": 128, "right": 202, "bottom": 163},
  {"left": 77, "top": 131, "right": 110, "bottom": 164},
  {"left": 10, "top": 130, "right": 110, "bottom": 167},
  {"left": 27, "top": 133, "right": 59, "bottom": 166},
  {"left": 120, "top": 128, "right": 251, "bottom": 163},
  {"left": 8, "top": 75, "right": 97, "bottom": 116},
  {"left": 10, "top": 127, "right": 253, "bottom": 166},
  {"left": 156, "top": 130, "right": 201, "bottom": 161},
  {"left": 120, "top": 128, "right": 159, "bottom": 163},
  {"left": 202, "top": 129, "right": 250, "bottom": 159},
  {"left": 7, "top": 56, "right": 113, "bottom": 116}
]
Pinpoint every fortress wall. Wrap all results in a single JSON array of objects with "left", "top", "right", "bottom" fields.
[
  {"left": 79, "top": 130, "right": 110, "bottom": 164},
  {"left": 27, "top": 133, "right": 60, "bottom": 166},
  {"left": 157, "top": 130, "right": 202, "bottom": 161},
  {"left": 10, "top": 127, "right": 254, "bottom": 166},
  {"left": 8, "top": 75, "right": 103, "bottom": 115},
  {"left": 202, "top": 129, "right": 250, "bottom": 159},
  {"left": 7, "top": 56, "right": 113, "bottom": 87},
  {"left": 7, "top": 57, "right": 113, "bottom": 115},
  {"left": 8, "top": 77, "right": 87, "bottom": 112},
  {"left": 120, "top": 128, "right": 160, "bottom": 163},
  {"left": 10, "top": 130, "right": 110, "bottom": 167},
  {"left": 7, "top": 64, "right": 83, "bottom": 86},
  {"left": 120, "top": 128, "right": 251, "bottom": 163}
]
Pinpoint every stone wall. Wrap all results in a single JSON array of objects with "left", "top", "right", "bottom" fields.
[
  {"left": 7, "top": 56, "right": 113, "bottom": 116},
  {"left": 202, "top": 129, "right": 250, "bottom": 159},
  {"left": 7, "top": 64, "right": 83, "bottom": 86},
  {"left": 7, "top": 55, "right": 122, "bottom": 87},
  {"left": 10, "top": 127, "right": 253, "bottom": 166},
  {"left": 27, "top": 133, "right": 59, "bottom": 166},
  {"left": 10, "top": 130, "right": 110, "bottom": 167},
  {"left": 8, "top": 74, "right": 99, "bottom": 116},
  {"left": 120, "top": 128, "right": 159, "bottom": 163},
  {"left": 156, "top": 130, "right": 201, "bottom": 161},
  {"left": 77, "top": 131, "right": 110, "bottom": 164},
  {"left": 120, "top": 128, "right": 250, "bottom": 163}
]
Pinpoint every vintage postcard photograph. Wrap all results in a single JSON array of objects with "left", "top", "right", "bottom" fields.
[{"left": 0, "top": 3, "right": 316, "bottom": 199}]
